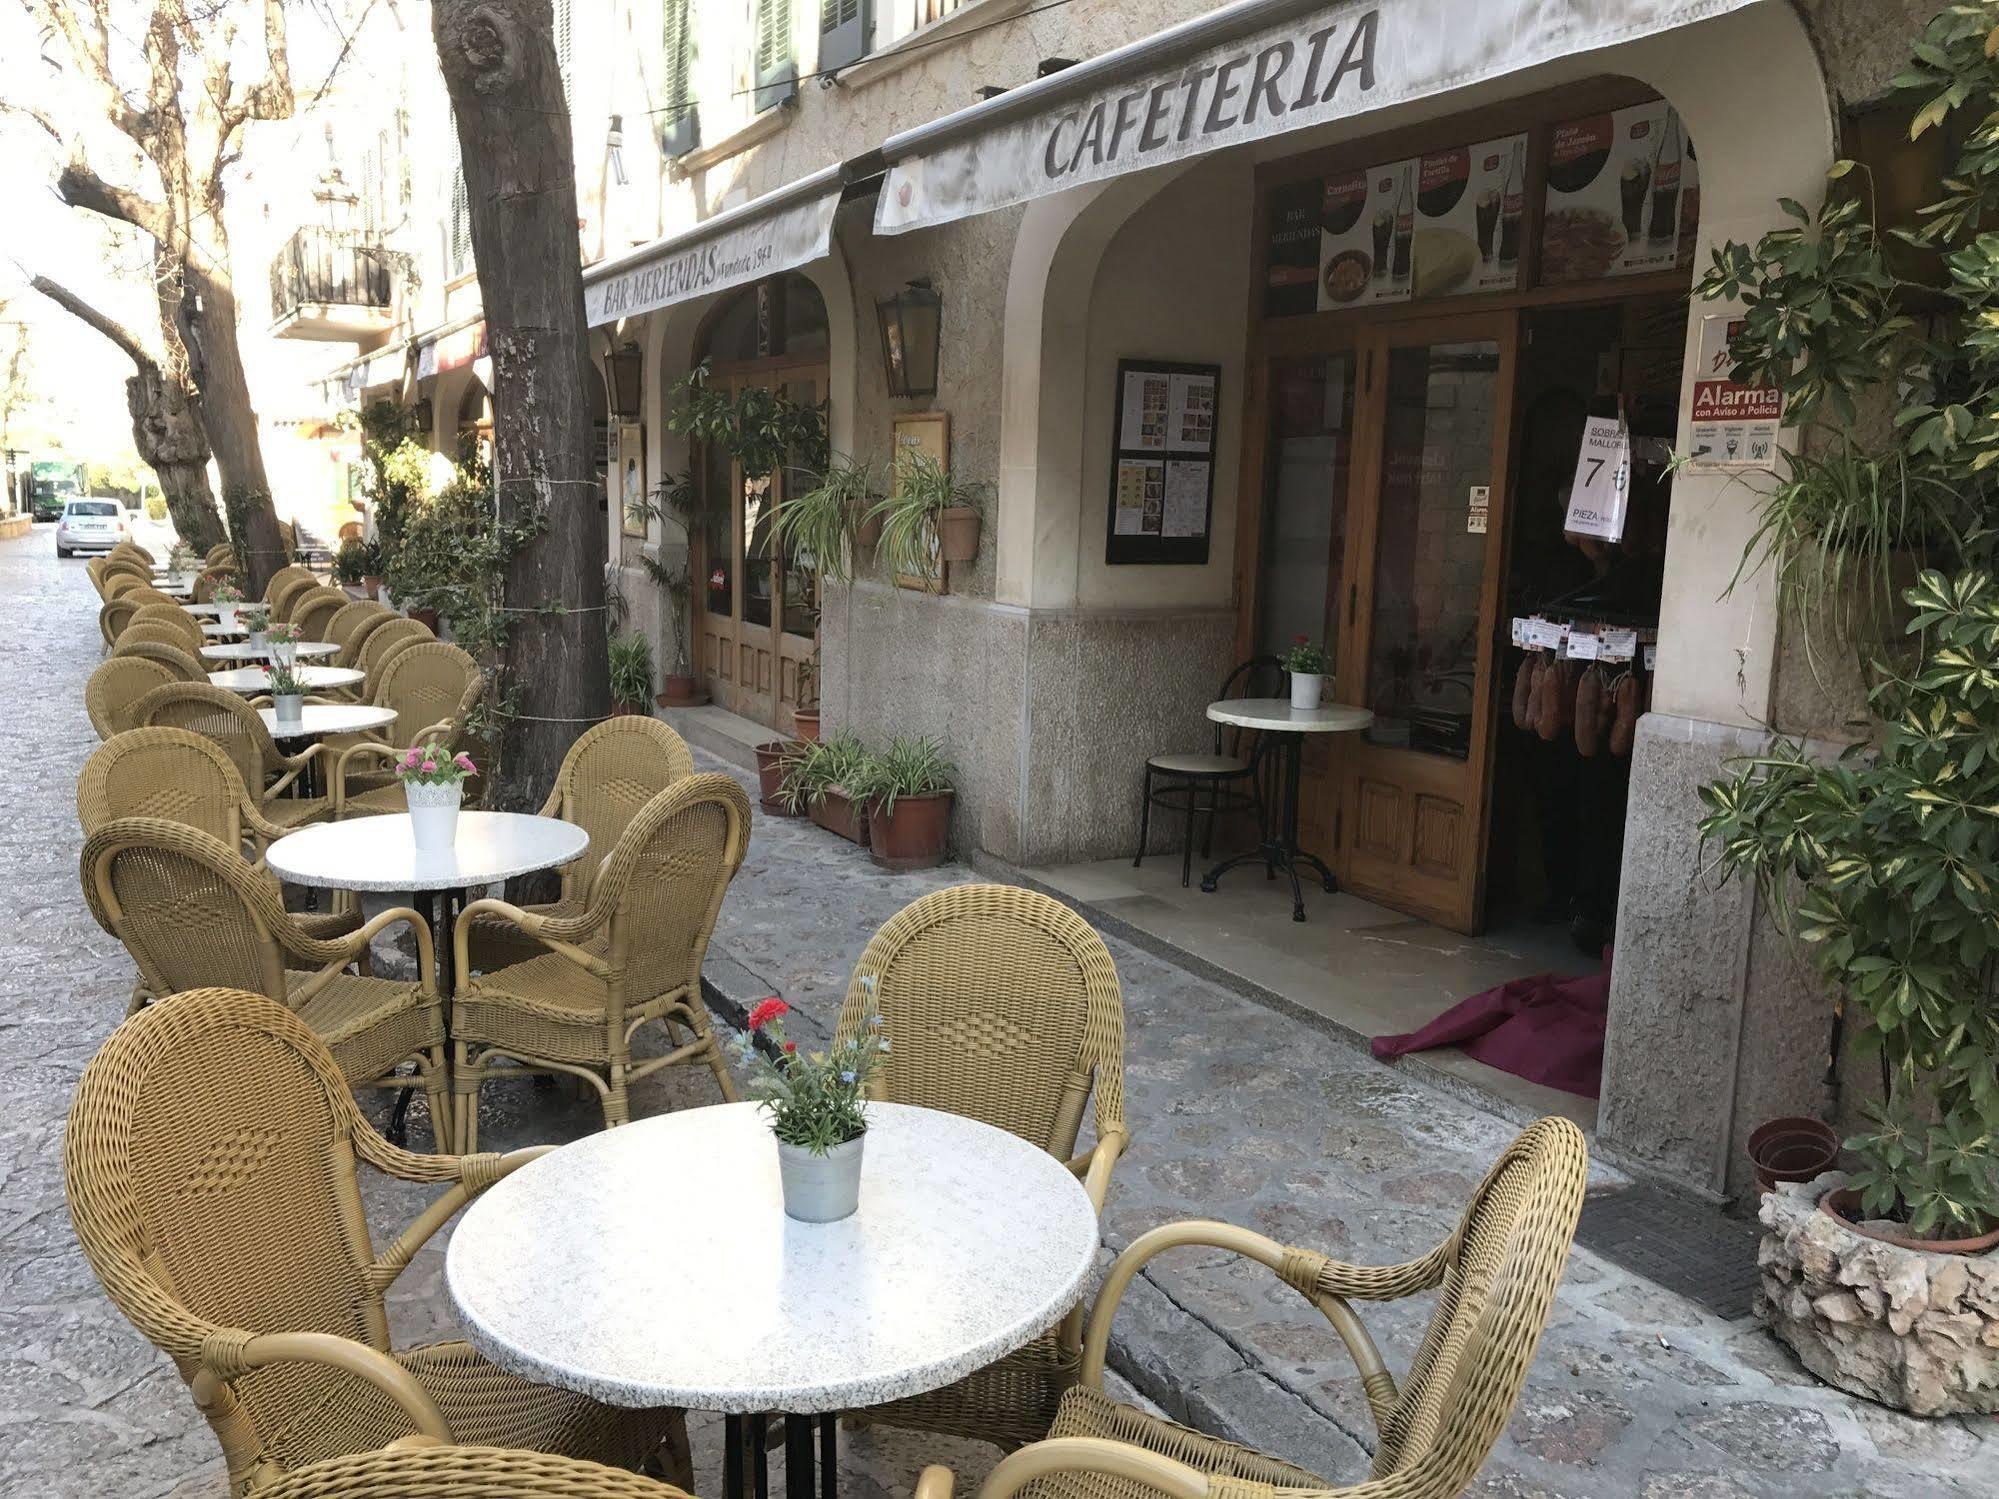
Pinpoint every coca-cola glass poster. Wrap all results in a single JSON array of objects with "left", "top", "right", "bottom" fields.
[{"left": 1541, "top": 100, "right": 1698, "bottom": 282}]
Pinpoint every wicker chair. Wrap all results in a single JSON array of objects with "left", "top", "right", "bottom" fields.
[
  {"left": 110, "top": 539, "right": 154, "bottom": 564},
  {"left": 450, "top": 774, "right": 751, "bottom": 1150},
  {"left": 250, "top": 1445, "right": 694, "bottom": 1499},
  {"left": 290, "top": 589, "right": 348, "bottom": 642},
  {"left": 98, "top": 596, "right": 140, "bottom": 647},
  {"left": 326, "top": 600, "right": 391, "bottom": 662},
  {"left": 836, "top": 885, "right": 1130, "bottom": 1450},
  {"left": 334, "top": 643, "right": 485, "bottom": 815},
  {"left": 464, "top": 716, "right": 696, "bottom": 971},
  {"left": 99, "top": 568, "right": 147, "bottom": 600},
  {"left": 266, "top": 563, "right": 316, "bottom": 609},
  {"left": 359, "top": 616, "right": 432, "bottom": 680},
  {"left": 86, "top": 658, "right": 177, "bottom": 739},
  {"left": 118, "top": 621, "right": 202, "bottom": 655},
  {"left": 100, "top": 559, "right": 153, "bottom": 591},
  {"left": 194, "top": 567, "right": 242, "bottom": 603},
  {"left": 128, "top": 603, "right": 205, "bottom": 648},
  {"left": 63, "top": 987, "right": 686, "bottom": 1489},
  {"left": 205, "top": 542, "right": 237, "bottom": 568},
  {"left": 916, "top": 1118, "right": 1589, "bottom": 1499},
  {"left": 112, "top": 638, "right": 207, "bottom": 682},
  {"left": 134, "top": 681, "right": 335, "bottom": 830}
]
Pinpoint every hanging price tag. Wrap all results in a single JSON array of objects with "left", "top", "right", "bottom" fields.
[
  {"left": 1643, "top": 643, "right": 1658, "bottom": 671},
  {"left": 1567, "top": 631, "right": 1601, "bottom": 661},
  {"left": 1565, "top": 415, "right": 1631, "bottom": 542},
  {"left": 1524, "top": 617, "right": 1566, "bottom": 651},
  {"left": 1601, "top": 628, "right": 1638, "bottom": 661}
]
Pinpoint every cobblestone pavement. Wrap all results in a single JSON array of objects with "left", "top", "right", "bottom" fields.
[{"left": 4, "top": 529, "right": 1994, "bottom": 1499}]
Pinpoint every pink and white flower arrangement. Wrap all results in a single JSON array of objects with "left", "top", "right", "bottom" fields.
[{"left": 395, "top": 741, "right": 478, "bottom": 787}]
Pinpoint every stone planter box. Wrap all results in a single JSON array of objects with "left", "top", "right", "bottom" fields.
[{"left": 1757, "top": 1171, "right": 1999, "bottom": 1416}]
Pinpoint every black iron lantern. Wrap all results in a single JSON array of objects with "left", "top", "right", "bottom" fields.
[
  {"left": 876, "top": 279, "right": 942, "bottom": 400},
  {"left": 607, "top": 342, "right": 644, "bottom": 419}
]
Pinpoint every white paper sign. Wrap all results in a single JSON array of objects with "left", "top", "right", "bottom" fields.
[
  {"left": 1524, "top": 617, "right": 1566, "bottom": 651},
  {"left": 1566, "top": 416, "right": 1630, "bottom": 541},
  {"left": 1601, "top": 628, "right": 1638, "bottom": 661},
  {"left": 1467, "top": 483, "right": 1490, "bottom": 535},
  {"left": 1567, "top": 631, "right": 1601, "bottom": 660}
]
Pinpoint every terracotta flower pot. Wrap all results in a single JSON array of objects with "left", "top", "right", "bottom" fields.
[
  {"left": 361, "top": 575, "right": 380, "bottom": 600},
  {"left": 753, "top": 740, "right": 804, "bottom": 817},
  {"left": 656, "top": 674, "right": 706, "bottom": 707},
  {"left": 856, "top": 512, "right": 883, "bottom": 548},
  {"left": 809, "top": 786, "right": 870, "bottom": 847},
  {"left": 793, "top": 708, "right": 822, "bottom": 743},
  {"left": 1819, "top": 1186, "right": 1999, "bottom": 1255},
  {"left": 937, "top": 506, "right": 981, "bottom": 564},
  {"left": 410, "top": 606, "right": 440, "bottom": 632},
  {"left": 867, "top": 790, "right": 953, "bottom": 871},
  {"left": 1747, "top": 1116, "right": 1839, "bottom": 1195}
]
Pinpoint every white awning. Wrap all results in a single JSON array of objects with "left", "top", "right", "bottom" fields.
[
  {"left": 584, "top": 171, "right": 844, "bottom": 327},
  {"left": 874, "top": 0, "right": 1764, "bottom": 234}
]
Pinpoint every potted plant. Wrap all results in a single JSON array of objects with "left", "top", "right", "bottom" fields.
[
  {"left": 166, "top": 540, "right": 200, "bottom": 586},
  {"left": 359, "top": 538, "right": 384, "bottom": 600},
  {"left": 793, "top": 651, "right": 821, "bottom": 743},
  {"left": 397, "top": 740, "right": 478, "bottom": 851},
  {"left": 608, "top": 631, "right": 654, "bottom": 716},
  {"left": 263, "top": 619, "right": 301, "bottom": 670},
  {"left": 731, "top": 992, "right": 889, "bottom": 1222},
  {"left": 1282, "top": 635, "right": 1331, "bottom": 711},
  {"left": 266, "top": 658, "right": 307, "bottom": 730},
  {"left": 334, "top": 537, "right": 368, "bottom": 595},
  {"left": 643, "top": 554, "right": 704, "bottom": 705},
  {"left": 851, "top": 735, "right": 956, "bottom": 871},
  {"left": 211, "top": 581, "right": 244, "bottom": 634},
  {"left": 238, "top": 605, "right": 271, "bottom": 652},
  {"left": 770, "top": 453, "right": 885, "bottom": 587},
  {"left": 779, "top": 732, "right": 871, "bottom": 846},
  {"left": 868, "top": 451, "right": 988, "bottom": 576},
  {"left": 754, "top": 740, "right": 807, "bottom": 816}
]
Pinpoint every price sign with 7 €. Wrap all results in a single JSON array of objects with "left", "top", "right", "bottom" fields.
[{"left": 1565, "top": 415, "right": 1630, "bottom": 542}]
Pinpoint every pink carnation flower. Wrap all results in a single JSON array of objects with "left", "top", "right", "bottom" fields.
[
  {"left": 420, "top": 759, "right": 437, "bottom": 773},
  {"left": 402, "top": 749, "right": 422, "bottom": 769},
  {"left": 453, "top": 752, "right": 477, "bottom": 774}
]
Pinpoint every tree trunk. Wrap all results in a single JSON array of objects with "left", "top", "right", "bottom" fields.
[
  {"left": 432, "top": 0, "right": 610, "bottom": 814},
  {"left": 184, "top": 262, "right": 287, "bottom": 592},
  {"left": 127, "top": 363, "right": 226, "bottom": 552}
]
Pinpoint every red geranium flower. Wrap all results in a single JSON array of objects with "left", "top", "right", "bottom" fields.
[
  {"left": 1294, "top": 633, "right": 1309, "bottom": 644},
  {"left": 747, "top": 997, "right": 790, "bottom": 1031},
  {"left": 783, "top": 1041, "right": 798, "bottom": 1054}
]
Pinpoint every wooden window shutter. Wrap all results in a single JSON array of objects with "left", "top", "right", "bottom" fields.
[
  {"left": 817, "top": 0, "right": 868, "bottom": 74},
  {"left": 660, "top": 0, "right": 699, "bottom": 158},
  {"left": 753, "top": 0, "right": 797, "bottom": 112}
]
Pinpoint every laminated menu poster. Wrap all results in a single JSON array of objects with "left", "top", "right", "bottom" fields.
[
  {"left": 1107, "top": 359, "right": 1219, "bottom": 564},
  {"left": 1542, "top": 100, "right": 1699, "bottom": 283}
]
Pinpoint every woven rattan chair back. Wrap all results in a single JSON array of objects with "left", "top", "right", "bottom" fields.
[
  {"left": 358, "top": 618, "right": 430, "bottom": 684},
  {"left": 266, "top": 565, "right": 315, "bottom": 610},
  {"left": 836, "top": 886, "right": 1127, "bottom": 1161},
  {"left": 289, "top": 589, "right": 347, "bottom": 641},
  {"left": 78, "top": 728, "right": 258, "bottom": 848},
  {"left": 112, "top": 638, "right": 207, "bottom": 682},
  {"left": 100, "top": 569, "right": 146, "bottom": 600},
  {"left": 111, "top": 539, "right": 154, "bottom": 563},
  {"left": 373, "top": 642, "right": 482, "bottom": 747},
  {"left": 597, "top": 775, "right": 752, "bottom": 1004},
  {"left": 99, "top": 596, "right": 140, "bottom": 646},
  {"left": 1358, "top": 1116, "right": 1588, "bottom": 1487},
  {"left": 86, "top": 658, "right": 177, "bottom": 739},
  {"left": 118, "top": 622, "right": 200, "bottom": 655},
  {"left": 250, "top": 1445, "right": 695, "bottom": 1498},
  {"left": 64, "top": 988, "right": 406, "bottom": 1476},
  {"left": 193, "top": 568, "right": 241, "bottom": 603},
  {"left": 101, "top": 559, "right": 152, "bottom": 590},
  {"left": 80, "top": 819, "right": 291, "bottom": 998},
  {"left": 135, "top": 681, "right": 284, "bottom": 793},
  {"left": 128, "top": 603, "right": 204, "bottom": 647},
  {"left": 205, "top": 543, "right": 237, "bottom": 568},
  {"left": 325, "top": 600, "right": 386, "bottom": 657},
  {"left": 338, "top": 607, "right": 397, "bottom": 669},
  {"left": 545, "top": 716, "right": 696, "bottom": 904}
]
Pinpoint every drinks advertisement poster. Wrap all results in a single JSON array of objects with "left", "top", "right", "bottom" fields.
[
  {"left": 1315, "top": 133, "right": 1525, "bottom": 309},
  {"left": 1541, "top": 101, "right": 1698, "bottom": 282}
]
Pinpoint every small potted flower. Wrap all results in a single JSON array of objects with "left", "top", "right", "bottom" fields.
[
  {"left": 266, "top": 658, "right": 307, "bottom": 729},
  {"left": 398, "top": 741, "right": 478, "bottom": 850},
  {"left": 236, "top": 605, "right": 270, "bottom": 652},
  {"left": 732, "top": 990, "right": 889, "bottom": 1222},
  {"left": 262, "top": 619, "right": 301, "bottom": 669},
  {"left": 212, "top": 581, "right": 244, "bottom": 634},
  {"left": 167, "top": 541, "right": 201, "bottom": 587},
  {"left": 1282, "top": 635, "right": 1331, "bottom": 711}
]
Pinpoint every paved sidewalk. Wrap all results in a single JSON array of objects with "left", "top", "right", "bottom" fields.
[{"left": 2, "top": 529, "right": 1992, "bottom": 1499}]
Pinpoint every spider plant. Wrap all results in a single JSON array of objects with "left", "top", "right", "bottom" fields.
[
  {"left": 867, "top": 452, "right": 988, "bottom": 579},
  {"left": 777, "top": 731, "right": 872, "bottom": 813},
  {"left": 844, "top": 735, "right": 955, "bottom": 818},
  {"left": 607, "top": 631, "right": 655, "bottom": 711},
  {"left": 768, "top": 454, "right": 885, "bottom": 587}
]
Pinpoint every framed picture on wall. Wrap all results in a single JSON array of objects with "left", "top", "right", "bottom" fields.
[
  {"left": 1105, "top": 359, "right": 1219, "bottom": 565},
  {"left": 889, "top": 411, "right": 950, "bottom": 594},
  {"left": 617, "top": 422, "right": 646, "bottom": 537}
]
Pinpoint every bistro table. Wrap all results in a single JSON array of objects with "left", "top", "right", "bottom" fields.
[
  {"left": 200, "top": 639, "right": 339, "bottom": 663},
  {"left": 447, "top": 1100, "right": 1101, "bottom": 1499},
  {"left": 180, "top": 602, "right": 228, "bottom": 617},
  {"left": 1200, "top": 697, "right": 1373, "bottom": 923},
  {"left": 256, "top": 702, "right": 397, "bottom": 739},
  {"left": 207, "top": 664, "right": 364, "bottom": 695}
]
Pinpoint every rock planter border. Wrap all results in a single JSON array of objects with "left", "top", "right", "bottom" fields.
[{"left": 1757, "top": 1171, "right": 1999, "bottom": 1417}]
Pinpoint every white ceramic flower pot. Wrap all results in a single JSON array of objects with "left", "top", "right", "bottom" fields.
[
  {"left": 405, "top": 778, "right": 463, "bottom": 851},
  {"left": 1290, "top": 671, "right": 1324, "bottom": 711},
  {"left": 273, "top": 692, "right": 304, "bottom": 728},
  {"left": 216, "top": 606, "right": 238, "bottom": 633},
  {"left": 776, "top": 1133, "right": 865, "bottom": 1222},
  {"left": 267, "top": 640, "right": 297, "bottom": 670}
]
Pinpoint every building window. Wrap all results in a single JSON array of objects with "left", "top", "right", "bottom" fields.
[
  {"left": 753, "top": 0, "right": 797, "bottom": 112},
  {"left": 819, "top": 0, "right": 869, "bottom": 73},
  {"left": 661, "top": 0, "right": 699, "bottom": 157},
  {"left": 554, "top": 0, "right": 574, "bottom": 109},
  {"left": 448, "top": 158, "right": 473, "bottom": 279}
]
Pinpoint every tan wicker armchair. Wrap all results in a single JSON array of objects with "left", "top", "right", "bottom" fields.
[
  {"left": 99, "top": 568, "right": 147, "bottom": 600},
  {"left": 916, "top": 1118, "right": 1589, "bottom": 1499},
  {"left": 205, "top": 542, "right": 237, "bottom": 568},
  {"left": 80, "top": 820, "right": 451, "bottom": 1136},
  {"left": 450, "top": 774, "right": 751, "bottom": 1149},
  {"left": 134, "top": 680, "right": 335, "bottom": 830},
  {"left": 334, "top": 642, "right": 485, "bottom": 815},
  {"left": 249, "top": 1445, "right": 697, "bottom": 1498},
  {"left": 86, "top": 658, "right": 177, "bottom": 739},
  {"left": 837, "top": 885, "right": 1131, "bottom": 1450},
  {"left": 64, "top": 988, "right": 686, "bottom": 1490},
  {"left": 98, "top": 595, "right": 140, "bottom": 647},
  {"left": 266, "top": 565, "right": 316, "bottom": 613},
  {"left": 116, "top": 621, "right": 202, "bottom": 655},
  {"left": 127, "top": 602, "right": 205, "bottom": 648},
  {"left": 111, "top": 638, "right": 207, "bottom": 681},
  {"left": 289, "top": 588, "right": 348, "bottom": 641},
  {"left": 110, "top": 539, "right": 154, "bottom": 564},
  {"left": 327, "top": 600, "right": 393, "bottom": 664},
  {"left": 465, "top": 715, "right": 695, "bottom": 971}
]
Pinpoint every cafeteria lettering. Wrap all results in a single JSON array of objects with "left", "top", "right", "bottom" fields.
[{"left": 1042, "top": 9, "right": 1378, "bottom": 181}]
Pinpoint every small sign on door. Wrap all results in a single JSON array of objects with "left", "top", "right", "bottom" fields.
[
  {"left": 1565, "top": 415, "right": 1630, "bottom": 542},
  {"left": 1467, "top": 484, "right": 1490, "bottom": 534}
]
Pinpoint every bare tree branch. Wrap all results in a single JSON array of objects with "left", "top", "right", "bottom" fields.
[
  {"left": 0, "top": 98, "right": 64, "bottom": 143},
  {"left": 239, "top": 0, "right": 295, "bottom": 121},
  {"left": 54, "top": 158, "right": 179, "bottom": 254},
  {"left": 23, "top": 0, "right": 147, "bottom": 141},
  {"left": 28, "top": 274, "right": 156, "bottom": 369}
]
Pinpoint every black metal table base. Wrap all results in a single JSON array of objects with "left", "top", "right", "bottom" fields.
[
  {"left": 723, "top": 1414, "right": 838, "bottom": 1499},
  {"left": 1199, "top": 729, "right": 1336, "bottom": 922},
  {"left": 383, "top": 886, "right": 466, "bottom": 1148}
]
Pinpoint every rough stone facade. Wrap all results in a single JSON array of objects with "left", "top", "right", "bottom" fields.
[{"left": 1758, "top": 1174, "right": 1999, "bottom": 1418}]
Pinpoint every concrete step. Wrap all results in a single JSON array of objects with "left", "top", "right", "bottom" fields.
[{"left": 657, "top": 702, "right": 774, "bottom": 773}]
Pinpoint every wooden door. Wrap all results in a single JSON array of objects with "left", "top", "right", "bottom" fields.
[{"left": 1334, "top": 313, "right": 1518, "bottom": 932}]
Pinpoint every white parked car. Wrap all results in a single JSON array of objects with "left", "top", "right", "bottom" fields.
[{"left": 55, "top": 498, "right": 129, "bottom": 558}]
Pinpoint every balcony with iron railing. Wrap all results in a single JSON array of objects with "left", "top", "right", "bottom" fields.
[{"left": 269, "top": 226, "right": 395, "bottom": 342}]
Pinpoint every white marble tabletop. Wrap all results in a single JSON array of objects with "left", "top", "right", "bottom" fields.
[
  {"left": 207, "top": 664, "right": 364, "bottom": 695},
  {"left": 266, "top": 809, "right": 588, "bottom": 893},
  {"left": 1206, "top": 697, "right": 1375, "bottom": 734},
  {"left": 259, "top": 703, "right": 397, "bottom": 738},
  {"left": 202, "top": 621, "right": 251, "bottom": 638},
  {"left": 446, "top": 1101, "right": 1101, "bottom": 1414},
  {"left": 153, "top": 580, "right": 194, "bottom": 598},
  {"left": 180, "top": 602, "right": 227, "bottom": 617},
  {"left": 201, "top": 640, "right": 339, "bottom": 662}
]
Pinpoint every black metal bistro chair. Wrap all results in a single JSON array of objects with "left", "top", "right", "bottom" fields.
[{"left": 1133, "top": 655, "right": 1283, "bottom": 887}]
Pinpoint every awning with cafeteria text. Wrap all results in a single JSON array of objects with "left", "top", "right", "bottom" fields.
[{"left": 872, "top": 0, "right": 1762, "bottom": 235}]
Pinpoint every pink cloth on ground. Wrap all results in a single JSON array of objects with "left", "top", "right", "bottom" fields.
[{"left": 1370, "top": 953, "right": 1610, "bottom": 1099}]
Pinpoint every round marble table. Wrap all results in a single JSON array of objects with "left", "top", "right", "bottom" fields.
[
  {"left": 201, "top": 639, "right": 339, "bottom": 663},
  {"left": 257, "top": 702, "right": 397, "bottom": 738},
  {"left": 180, "top": 602, "right": 228, "bottom": 617},
  {"left": 1200, "top": 697, "right": 1374, "bottom": 922},
  {"left": 448, "top": 1100, "right": 1100, "bottom": 1499},
  {"left": 207, "top": 664, "right": 364, "bottom": 695}
]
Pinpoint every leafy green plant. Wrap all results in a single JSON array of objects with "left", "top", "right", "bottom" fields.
[
  {"left": 846, "top": 735, "right": 955, "bottom": 818},
  {"left": 867, "top": 451, "right": 988, "bottom": 580},
  {"left": 769, "top": 454, "right": 884, "bottom": 587},
  {"left": 334, "top": 537, "right": 368, "bottom": 586},
  {"left": 666, "top": 362, "right": 828, "bottom": 481},
  {"left": 607, "top": 632, "right": 655, "bottom": 710},
  {"left": 776, "top": 731, "right": 870, "bottom": 813},
  {"left": 1698, "top": 569, "right": 1999, "bottom": 1236},
  {"left": 731, "top": 994, "right": 888, "bottom": 1154},
  {"left": 354, "top": 401, "right": 431, "bottom": 576},
  {"left": 1281, "top": 635, "right": 1331, "bottom": 674}
]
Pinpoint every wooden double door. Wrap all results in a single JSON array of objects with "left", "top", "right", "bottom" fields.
[{"left": 1252, "top": 311, "right": 1519, "bottom": 932}]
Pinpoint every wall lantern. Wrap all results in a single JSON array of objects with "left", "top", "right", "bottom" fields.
[
  {"left": 876, "top": 278, "right": 942, "bottom": 400},
  {"left": 607, "top": 342, "right": 644, "bottom": 419}
]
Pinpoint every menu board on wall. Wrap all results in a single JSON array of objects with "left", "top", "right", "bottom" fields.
[
  {"left": 1541, "top": 100, "right": 1699, "bottom": 282},
  {"left": 1106, "top": 359, "right": 1219, "bottom": 566}
]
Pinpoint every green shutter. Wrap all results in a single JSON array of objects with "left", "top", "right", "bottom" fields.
[
  {"left": 661, "top": 0, "right": 699, "bottom": 156},
  {"left": 818, "top": 0, "right": 867, "bottom": 73},
  {"left": 753, "top": 0, "right": 796, "bottom": 111},
  {"left": 554, "top": 0, "right": 574, "bottom": 108}
]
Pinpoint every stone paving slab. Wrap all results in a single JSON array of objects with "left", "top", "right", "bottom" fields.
[{"left": 2, "top": 530, "right": 1994, "bottom": 1499}]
